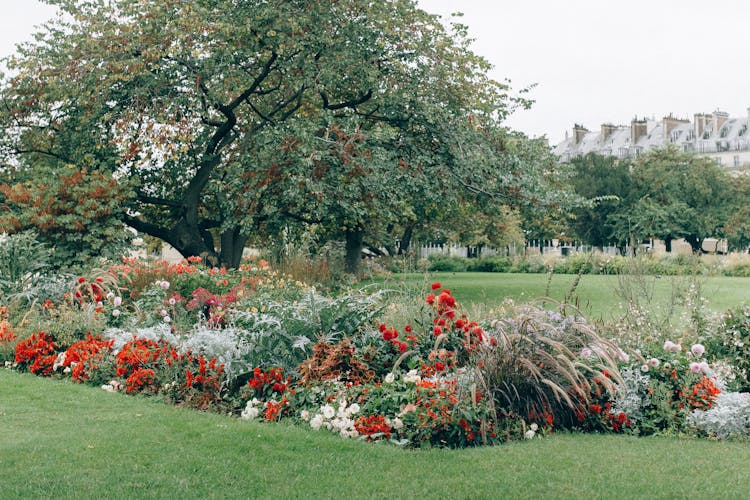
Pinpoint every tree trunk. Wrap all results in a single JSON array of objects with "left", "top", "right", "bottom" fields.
[
  {"left": 665, "top": 237, "right": 673, "bottom": 253},
  {"left": 685, "top": 236, "right": 703, "bottom": 254},
  {"left": 220, "top": 227, "right": 248, "bottom": 269},
  {"left": 344, "top": 228, "right": 363, "bottom": 274},
  {"left": 398, "top": 225, "right": 413, "bottom": 255}
]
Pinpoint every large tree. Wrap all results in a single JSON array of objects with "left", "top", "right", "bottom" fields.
[{"left": 0, "top": 0, "right": 548, "bottom": 271}]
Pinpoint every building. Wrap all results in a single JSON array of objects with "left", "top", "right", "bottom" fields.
[{"left": 554, "top": 108, "right": 750, "bottom": 170}]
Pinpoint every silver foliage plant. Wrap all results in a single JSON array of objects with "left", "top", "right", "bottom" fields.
[
  {"left": 104, "top": 287, "right": 388, "bottom": 382},
  {"left": 688, "top": 392, "right": 750, "bottom": 440}
]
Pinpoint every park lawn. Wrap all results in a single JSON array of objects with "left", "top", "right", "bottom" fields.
[
  {"left": 374, "top": 272, "right": 750, "bottom": 321},
  {"left": 3, "top": 369, "right": 750, "bottom": 499}
]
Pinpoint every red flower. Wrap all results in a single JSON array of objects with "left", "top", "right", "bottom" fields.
[
  {"left": 426, "top": 294, "right": 436, "bottom": 305},
  {"left": 77, "top": 277, "right": 86, "bottom": 284},
  {"left": 433, "top": 326, "right": 443, "bottom": 336},
  {"left": 431, "top": 282, "right": 442, "bottom": 290}
]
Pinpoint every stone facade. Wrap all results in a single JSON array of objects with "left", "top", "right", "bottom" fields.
[{"left": 554, "top": 109, "right": 750, "bottom": 171}]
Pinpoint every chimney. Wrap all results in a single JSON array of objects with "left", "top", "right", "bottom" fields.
[
  {"left": 631, "top": 118, "right": 648, "bottom": 144},
  {"left": 600, "top": 123, "right": 617, "bottom": 144},
  {"left": 694, "top": 113, "right": 709, "bottom": 139},
  {"left": 713, "top": 110, "right": 729, "bottom": 134},
  {"left": 662, "top": 114, "right": 689, "bottom": 142},
  {"left": 573, "top": 124, "right": 588, "bottom": 146}
]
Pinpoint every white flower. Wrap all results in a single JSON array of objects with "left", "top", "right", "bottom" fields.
[
  {"left": 160, "top": 309, "right": 168, "bottom": 317},
  {"left": 101, "top": 384, "right": 115, "bottom": 392},
  {"left": 529, "top": 423, "right": 538, "bottom": 431},
  {"left": 168, "top": 297, "right": 176, "bottom": 306},
  {"left": 159, "top": 280, "right": 170, "bottom": 289},
  {"left": 163, "top": 315, "right": 171, "bottom": 323},
  {"left": 648, "top": 358, "right": 660, "bottom": 368},
  {"left": 524, "top": 429, "right": 536, "bottom": 439},
  {"left": 640, "top": 364, "right": 649, "bottom": 373},
  {"left": 112, "top": 309, "right": 121, "bottom": 317},
  {"left": 106, "top": 292, "right": 115, "bottom": 299},
  {"left": 53, "top": 352, "right": 67, "bottom": 371},
  {"left": 300, "top": 410, "right": 310, "bottom": 421},
  {"left": 322, "top": 404, "right": 335, "bottom": 419},
  {"left": 384, "top": 373, "right": 395, "bottom": 384},
  {"left": 310, "top": 415, "right": 323, "bottom": 430},
  {"left": 348, "top": 403, "right": 360, "bottom": 415},
  {"left": 241, "top": 406, "right": 260, "bottom": 420},
  {"left": 113, "top": 296, "right": 122, "bottom": 306},
  {"left": 392, "top": 417, "right": 404, "bottom": 430},
  {"left": 404, "top": 369, "right": 421, "bottom": 384}
]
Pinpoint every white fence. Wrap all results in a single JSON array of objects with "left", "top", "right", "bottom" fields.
[{"left": 409, "top": 241, "right": 622, "bottom": 259}]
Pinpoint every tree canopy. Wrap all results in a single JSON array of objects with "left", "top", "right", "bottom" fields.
[{"left": 0, "top": 0, "right": 567, "bottom": 270}]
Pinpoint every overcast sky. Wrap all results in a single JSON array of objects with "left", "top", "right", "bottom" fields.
[{"left": 3, "top": 1, "right": 750, "bottom": 144}]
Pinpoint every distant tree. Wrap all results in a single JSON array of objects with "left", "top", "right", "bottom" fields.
[
  {"left": 618, "top": 147, "right": 734, "bottom": 252},
  {"left": 568, "top": 153, "right": 632, "bottom": 248}
]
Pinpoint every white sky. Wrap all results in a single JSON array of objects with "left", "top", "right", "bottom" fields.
[{"left": 3, "top": 1, "right": 750, "bottom": 144}]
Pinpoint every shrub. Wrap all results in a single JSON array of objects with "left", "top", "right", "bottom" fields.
[
  {"left": 425, "top": 255, "right": 468, "bottom": 272},
  {"left": 688, "top": 392, "right": 750, "bottom": 439}
]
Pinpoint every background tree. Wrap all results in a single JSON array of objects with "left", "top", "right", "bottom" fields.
[
  {"left": 624, "top": 147, "right": 733, "bottom": 252},
  {"left": 568, "top": 153, "right": 631, "bottom": 248}
]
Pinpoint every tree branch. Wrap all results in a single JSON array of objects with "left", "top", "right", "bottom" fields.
[{"left": 320, "top": 89, "right": 373, "bottom": 110}]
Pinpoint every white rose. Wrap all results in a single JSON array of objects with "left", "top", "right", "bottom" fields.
[{"left": 384, "top": 373, "right": 395, "bottom": 384}]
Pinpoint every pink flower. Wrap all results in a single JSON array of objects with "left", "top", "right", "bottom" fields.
[
  {"left": 689, "top": 362, "right": 702, "bottom": 373},
  {"left": 691, "top": 344, "right": 705, "bottom": 357},
  {"left": 640, "top": 364, "right": 649, "bottom": 373},
  {"left": 648, "top": 358, "right": 660, "bottom": 368},
  {"left": 663, "top": 340, "right": 682, "bottom": 353},
  {"left": 580, "top": 347, "right": 593, "bottom": 358},
  {"left": 699, "top": 361, "right": 710, "bottom": 373}
]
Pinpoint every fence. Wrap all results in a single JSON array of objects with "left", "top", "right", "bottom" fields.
[{"left": 407, "top": 241, "right": 622, "bottom": 259}]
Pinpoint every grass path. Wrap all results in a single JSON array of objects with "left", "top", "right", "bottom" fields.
[{"left": 3, "top": 369, "right": 750, "bottom": 499}]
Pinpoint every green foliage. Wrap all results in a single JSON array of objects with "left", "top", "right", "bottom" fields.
[{"left": 569, "top": 153, "right": 631, "bottom": 247}]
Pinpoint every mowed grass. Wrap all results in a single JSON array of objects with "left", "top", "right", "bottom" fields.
[
  {"left": 374, "top": 272, "right": 750, "bottom": 320},
  {"left": 3, "top": 369, "right": 750, "bottom": 499}
]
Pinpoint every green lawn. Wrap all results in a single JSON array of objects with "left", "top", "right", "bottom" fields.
[
  {"left": 3, "top": 369, "right": 750, "bottom": 499},
  {"left": 374, "top": 272, "right": 750, "bottom": 321}
]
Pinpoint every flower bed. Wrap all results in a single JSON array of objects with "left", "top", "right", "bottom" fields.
[{"left": 2, "top": 257, "right": 748, "bottom": 447}]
